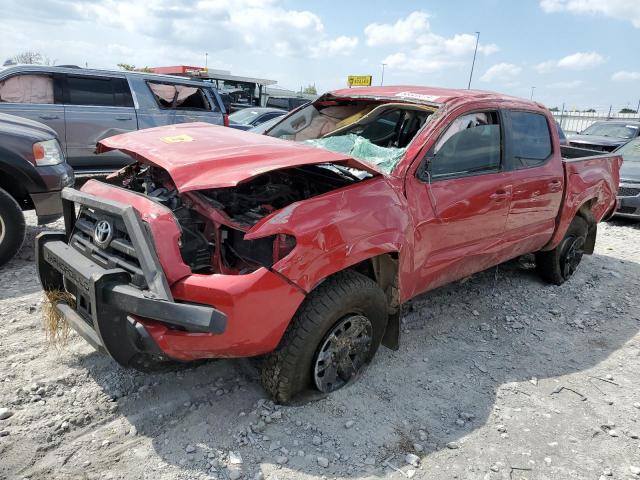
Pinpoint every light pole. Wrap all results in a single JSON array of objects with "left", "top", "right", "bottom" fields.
[
  {"left": 380, "top": 63, "right": 387, "bottom": 86},
  {"left": 205, "top": 52, "right": 208, "bottom": 70},
  {"left": 467, "top": 31, "right": 480, "bottom": 89},
  {"left": 530, "top": 86, "right": 536, "bottom": 100}
]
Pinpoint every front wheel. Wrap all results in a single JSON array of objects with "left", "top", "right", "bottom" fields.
[
  {"left": 0, "top": 188, "right": 26, "bottom": 267},
  {"left": 260, "top": 270, "right": 388, "bottom": 403},
  {"left": 536, "top": 216, "right": 588, "bottom": 285}
]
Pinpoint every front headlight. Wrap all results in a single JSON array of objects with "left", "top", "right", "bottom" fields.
[{"left": 33, "top": 139, "right": 64, "bottom": 166}]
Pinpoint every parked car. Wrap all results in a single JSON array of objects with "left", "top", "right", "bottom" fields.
[
  {"left": 228, "top": 107, "right": 286, "bottom": 131},
  {"left": 36, "top": 86, "right": 621, "bottom": 402},
  {"left": 0, "top": 113, "right": 73, "bottom": 266},
  {"left": 567, "top": 120, "right": 640, "bottom": 152},
  {"left": 265, "top": 96, "right": 310, "bottom": 111},
  {"left": 0, "top": 65, "right": 227, "bottom": 174},
  {"left": 248, "top": 115, "right": 284, "bottom": 134},
  {"left": 612, "top": 137, "right": 640, "bottom": 218}
]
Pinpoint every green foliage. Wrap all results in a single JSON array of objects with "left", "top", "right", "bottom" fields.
[{"left": 302, "top": 84, "right": 317, "bottom": 95}]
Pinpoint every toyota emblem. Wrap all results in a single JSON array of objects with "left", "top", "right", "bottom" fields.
[{"left": 94, "top": 220, "right": 113, "bottom": 248}]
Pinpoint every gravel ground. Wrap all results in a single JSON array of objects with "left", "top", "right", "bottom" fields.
[{"left": 1, "top": 212, "right": 639, "bottom": 480}]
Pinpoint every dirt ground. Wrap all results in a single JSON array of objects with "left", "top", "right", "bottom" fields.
[{"left": 1, "top": 212, "right": 639, "bottom": 480}]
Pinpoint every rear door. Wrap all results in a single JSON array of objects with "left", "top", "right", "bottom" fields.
[
  {"left": 502, "top": 110, "right": 564, "bottom": 255},
  {"left": 0, "top": 72, "right": 66, "bottom": 142},
  {"left": 62, "top": 74, "right": 138, "bottom": 170},
  {"left": 140, "top": 81, "right": 224, "bottom": 127}
]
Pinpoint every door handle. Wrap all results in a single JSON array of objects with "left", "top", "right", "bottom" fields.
[
  {"left": 548, "top": 180, "right": 562, "bottom": 192},
  {"left": 115, "top": 116, "right": 132, "bottom": 121},
  {"left": 39, "top": 115, "right": 59, "bottom": 120},
  {"left": 490, "top": 190, "right": 510, "bottom": 201}
]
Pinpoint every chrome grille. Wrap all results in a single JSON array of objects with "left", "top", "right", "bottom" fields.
[
  {"left": 70, "top": 207, "right": 146, "bottom": 288},
  {"left": 618, "top": 186, "right": 640, "bottom": 197}
]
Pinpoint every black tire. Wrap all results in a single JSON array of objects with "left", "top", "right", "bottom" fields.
[
  {"left": 536, "top": 216, "right": 588, "bottom": 285},
  {"left": 0, "top": 187, "right": 26, "bottom": 268},
  {"left": 260, "top": 270, "right": 388, "bottom": 403}
]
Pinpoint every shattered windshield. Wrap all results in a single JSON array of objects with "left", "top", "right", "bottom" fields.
[
  {"left": 304, "top": 134, "right": 406, "bottom": 174},
  {"left": 267, "top": 100, "right": 435, "bottom": 174}
]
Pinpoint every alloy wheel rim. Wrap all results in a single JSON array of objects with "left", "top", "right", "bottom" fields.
[
  {"left": 313, "top": 314, "right": 373, "bottom": 393},
  {"left": 561, "top": 236, "right": 585, "bottom": 279}
]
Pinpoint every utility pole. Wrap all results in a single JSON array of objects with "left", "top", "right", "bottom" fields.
[
  {"left": 467, "top": 31, "right": 480, "bottom": 89},
  {"left": 380, "top": 63, "right": 387, "bottom": 86},
  {"left": 636, "top": 98, "right": 640, "bottom": 116},
  {"left": 205, "top": 52, "right": 208, "bottom": 70},
  {"left": 530, "top": 86, "right": 536, "bottom": 100}
]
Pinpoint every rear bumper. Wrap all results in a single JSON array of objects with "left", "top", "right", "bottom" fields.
[{"left": 36, "top": 232, "right": 227, "bottom": 366}]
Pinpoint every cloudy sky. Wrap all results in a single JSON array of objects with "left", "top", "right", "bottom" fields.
[{"left": 2, "top": 0, "right": 639, "bottom": 111}]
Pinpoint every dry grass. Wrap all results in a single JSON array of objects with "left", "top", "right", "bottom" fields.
[{"left": 42, "top": 289, "right": 75, "bottom": 346}]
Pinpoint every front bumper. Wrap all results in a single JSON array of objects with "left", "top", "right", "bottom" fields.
[
  {"left": 36, "top": 233, "right": 227, "bottom": 367},
  {"left": 615, "top": 183, "right": 640, "bottom": 219},
  {"left": 30, "top": 163, "right": 75, "bottom": 225}
]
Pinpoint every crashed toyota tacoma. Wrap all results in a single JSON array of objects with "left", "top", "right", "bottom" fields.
[{"left": 36, "top": 86, "right": 621, "bottom": 402}]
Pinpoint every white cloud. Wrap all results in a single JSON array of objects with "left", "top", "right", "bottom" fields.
[
  {"left": 364, "top": 11, "right": 431, "bottom": 46},
  {"left": 535, "top": 60, "right": 556, "bottom": 74},
  {"left": 540, "top": 0, "right": 640, "bottom": 28},
  {"left": 312, "top": 36, "right": 359, "bottom": 58},
  {"left": 612, "top": 71, "right": 640, "bottom": 81},
  {"left": 20, "top": 0, "right": 356, "bottom": 60},
  {"left": 535, "top": 51, "right": 605, "bottom": 73},
  {"left": 557, "top": 51, "right": 604, "bottom": 69},
  {"left": 480, "top": 63, "right": 522, "bottom": 83},
  {"left": 547, "top": 80, "right": 584, "bottom": 88},
  {"left": 368, "top": 11, "right": 499, "bottom": 74}
]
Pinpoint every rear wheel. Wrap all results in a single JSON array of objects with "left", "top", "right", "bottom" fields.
[
  {"left": 536, "top": 216, "right": 588, "bottom": 285},
  {"left": 260, "top": 270, "right": 387, "bottom": 403},
  {"left": 0, "top": 188, "right": 26, "bottom": 267}
]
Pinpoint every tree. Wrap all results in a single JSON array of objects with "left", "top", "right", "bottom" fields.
[
  {"left": 619, "top": 108, "right": 638, "bottom": 114},
  {"left": 302, "top": 84, "right": 317, "bottom": 95},
  {"left": 117, "top": 63, "right": 154, "bottom": 73},
  {"left": 11, "top": 51, "right": 52, "bottom": 65},
  {"left": 549, "top": 106, "right": 559, "bottom": 112},
  {"left": 584, "top": 108, "right": 596, "bottom": 113},
  {"left": 117, "top": 63, "right": 136, "bottom": 71}
]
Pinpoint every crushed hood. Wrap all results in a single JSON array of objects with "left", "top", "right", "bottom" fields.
[{"left": 97, "top": 122, "right": 380, "bottom": 192}]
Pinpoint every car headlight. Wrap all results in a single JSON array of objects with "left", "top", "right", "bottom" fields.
[{"left": 33, "top": 139, "right": 64, "bottom": 166}]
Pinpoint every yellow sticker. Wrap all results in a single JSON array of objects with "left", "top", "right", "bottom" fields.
[{"left": 161, "top": 134, "right": 194, "bottom": 144}]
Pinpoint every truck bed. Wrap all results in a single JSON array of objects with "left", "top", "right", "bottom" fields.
[{"left": 545, "top": 145, "right": 623, "bottom": 251}]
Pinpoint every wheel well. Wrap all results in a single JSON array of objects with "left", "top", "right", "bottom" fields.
[
  {"left": 349, "top": 253, "right": 401, "bottom": 351},
  {"left": 576, "top": 199, "right": 597, "bottom": 254},
  {"left": 0, "top": 174, "right": 31, "bottom": 209}
]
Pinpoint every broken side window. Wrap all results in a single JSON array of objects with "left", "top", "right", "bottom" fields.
[
  {"left": 0, "top": 74, "right": 54, "bottom": 104},
  {"left": 147, "top": 82, "right": 210, "bottom": 110}
]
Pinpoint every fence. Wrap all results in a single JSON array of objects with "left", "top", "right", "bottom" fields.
[{"left": 552, "top": 109, "right": 640, "bottom": 134}]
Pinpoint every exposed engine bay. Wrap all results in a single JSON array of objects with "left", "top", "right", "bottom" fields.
[{"left": 113, "top": 163, "right": 367, "bottom": 275}]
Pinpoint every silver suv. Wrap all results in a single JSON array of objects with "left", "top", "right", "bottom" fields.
[{"left": 0, "top": 65, "right": 227, "bottom": 173}]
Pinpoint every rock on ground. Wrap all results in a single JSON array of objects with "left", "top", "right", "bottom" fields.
[{"left": 1, "top": 213, "right": 640, "bottom": 480}]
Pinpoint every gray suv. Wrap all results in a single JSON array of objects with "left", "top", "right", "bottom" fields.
[{"left": 0, "top": 65, "right": 227, "bottom": 173}]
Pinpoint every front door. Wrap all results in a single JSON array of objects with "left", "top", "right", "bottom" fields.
[{"left": 406, "top": 110, "right": 512, "bottom": 297}]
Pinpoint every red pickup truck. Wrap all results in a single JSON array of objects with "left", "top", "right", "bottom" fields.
[{"left": 36, "top": 86, "right": 621, "bottom": 402}]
